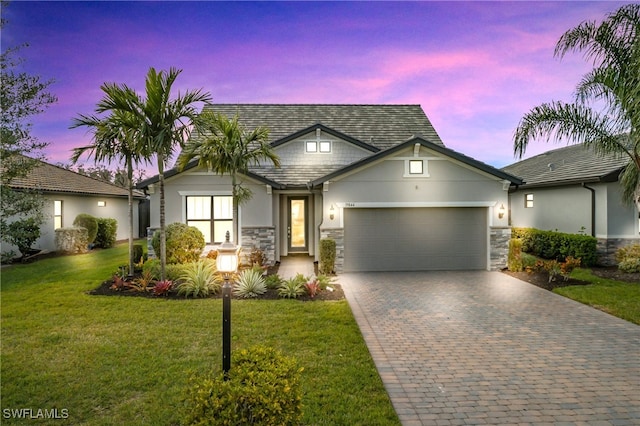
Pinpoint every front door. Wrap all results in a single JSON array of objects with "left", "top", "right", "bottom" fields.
[{"left": 288, "top": 197, "right": 308, "bottom": 252}]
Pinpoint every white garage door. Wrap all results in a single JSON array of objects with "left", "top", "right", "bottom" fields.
[{"left": 344, "top": 208, "right": 487, "bottom": 272}]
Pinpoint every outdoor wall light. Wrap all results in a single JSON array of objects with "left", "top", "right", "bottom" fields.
[
  {"left": 97, "top": 201, "right": 106, "bottom": 207},
  {"left": 329, "top": 204, "right": 335, "bottom": 220},
  {"left": 216, "top": 231, "right": 239, "bottom": 380},
  {"left": 498, "top": 203, "right": 506, "bottom": 219}
]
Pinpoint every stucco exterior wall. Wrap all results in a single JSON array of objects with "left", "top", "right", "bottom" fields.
[
  {"left": 269, "top": 130, "right": 371, "bottom": 166},
  {"left": 149, "top": 170, "right": 274, "bottom": 229},
  {"left": 2, "top": 194, "right": 138, "bottom": 255}
]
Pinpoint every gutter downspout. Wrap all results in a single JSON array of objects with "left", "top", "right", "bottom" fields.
[{"left": 582, "top": 183, "right": 596, "bottom": 237}]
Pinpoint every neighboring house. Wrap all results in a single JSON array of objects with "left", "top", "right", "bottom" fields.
[
  {"left": 502, "top": 144, "right": 639, "bottom": 265},
  {"left": 138, "top": 104, "right": 522, "bottom": 272},
  {"left": 2, "top": 156, "right": 146, "bottom": 256}
]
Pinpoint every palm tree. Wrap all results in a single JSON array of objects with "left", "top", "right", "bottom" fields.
[
  {"left": 176, "top": 110, "right": 280, "bottom": 244},
  {"left": 71, "top": 90, "right": 148, "bottom": 277},
  {"left": 513, "top": 4, "right": 640, "bottom": 211},
  {"left": 92, "top": 68, "right": 211, "bottom": 280}
]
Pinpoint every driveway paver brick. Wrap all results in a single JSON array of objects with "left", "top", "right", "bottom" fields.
[{"left": 340, "top": 271, "right": 640, "bottom": 426}]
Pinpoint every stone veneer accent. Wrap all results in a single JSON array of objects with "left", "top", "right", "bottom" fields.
[
  {"left": 320, "top": 227, "right": 345, "bottom": 273},
  {"left": 490, "top": 226, "right": 511, "bottom": 271},
  {"left": 597, "top": 237, "right": 640, "bottom": 266},
  {"left": 146, "top": 227, "right": 159, "bottom": 258},
  {"left": 241, "top": 226, "right": 276, "bottom": 266}
]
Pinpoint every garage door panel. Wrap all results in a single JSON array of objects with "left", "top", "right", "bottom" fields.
[{"left": 344, "top": 208, "right": 487, "bottom": 272}]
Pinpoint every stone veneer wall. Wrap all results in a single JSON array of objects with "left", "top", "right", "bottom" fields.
[
  {"left": 241, "top": 226, "right": 276, "bottom": 266},
  {"left": 146, "top": 227, "right": 159, "bottom": 258},
  {"left": 597, "top": 237, "right": 640, "bottom": 266},
  {"left": 320, "top": 228, "right": 344, "bottom": 273},
  {"left": 490, "top": 226, "right": 511, "bottom": 271}
]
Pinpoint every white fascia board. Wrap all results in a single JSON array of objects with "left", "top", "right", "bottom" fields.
[{"left": 336, "top": 201, "right": 497, "bottom": 208}]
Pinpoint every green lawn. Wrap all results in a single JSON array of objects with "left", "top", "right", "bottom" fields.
[
  {"left": 555, "top": 268, "right": 640, "bottom": 325},
  {"left": 1, "top": 243, "right": 399, "bottom": 425}
]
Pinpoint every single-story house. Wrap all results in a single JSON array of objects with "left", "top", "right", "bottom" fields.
[
  {"left": 138, "top": 104, "right": 522, "bottom": 272},
  {"left": 2, "top": 156, "right": 147, "bottom": 256},
  {"left": 502, "top": 144, "right": 639, "bottom": 265}
]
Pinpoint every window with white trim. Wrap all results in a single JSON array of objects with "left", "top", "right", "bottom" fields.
[
  {"left": 403, "top": 159, "right": 429, "bottom": 177},
  {"left": 305, "top": 140, "right": 331, "bottom": 153},
  {"left": 186, "top": 195, "right": 233, "bottom": 243},
  {"left": 54, "top": 200, "right": 63, "bottom": 229},
  {"left": 525, "top": 193, "right": 534, "bottom": 208}
]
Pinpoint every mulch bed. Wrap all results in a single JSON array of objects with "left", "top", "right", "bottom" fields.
[
  {"left": 88, "top": 262, "right": 345, "bottom": 301},
  {"left": 502, "top": 266, "right": 639, "bottom": 291}
]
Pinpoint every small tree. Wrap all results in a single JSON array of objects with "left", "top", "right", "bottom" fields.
[
  {"left": 176, "top": 111, "right": 280, "bottom": 244},
  {"left": 0, "top": 6, "right": 56, "bottom": 257}
]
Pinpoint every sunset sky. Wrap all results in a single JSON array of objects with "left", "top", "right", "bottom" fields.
[{"left": 3, "top": 1, "right": 628, "bottom": 173}]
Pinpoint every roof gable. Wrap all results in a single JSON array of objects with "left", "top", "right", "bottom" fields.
[
  {"left": 272, "top": 123, "right": 380, "bottom": 153},
  {"left": 310, "top": 137, "right": 523, "bottom": 187},
  {"left": 502, "top": 144, "right": 628, "bottom": 188}
]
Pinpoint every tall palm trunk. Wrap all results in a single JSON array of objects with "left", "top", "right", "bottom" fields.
[
  {"left": 231, "top": 172, "right": 239, "bottom": 245},
  {"left": 127, "top": 156, "right": 134, "bottom": 277},
  {"left": 158, "top": 152, "right": 167, "bottom": 281}
]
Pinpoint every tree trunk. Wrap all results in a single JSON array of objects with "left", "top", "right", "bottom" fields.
[
  {"left": 231, "top": 173, "right": 239, "bottom": 246},
  {"left": 127, "top": 157, "right": 134, "bottom": 277},
  {"left": 158, "top": 153, "right": 167, "bottom": 282}
]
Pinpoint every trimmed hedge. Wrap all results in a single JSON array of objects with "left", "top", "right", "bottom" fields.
[
  {"left": 55, "top": 227, "right": 89, "bottom": 254},
  {"left": 183, "top": 345, "right": 303, "bottom": 425},
  {"left": 512, "top": 227, "right": 597, "bottom": 266},
  {"left": 73, "top": 213, "right": 98, "bottom": 243},
  {"left": 95, "top": 218, "right": 117, "bottom": 248},
  {"left": 319, "top": 238, "right": 336, "bottom": 274},
  {"left": 152, "top": 223, "right": 205, "bottom": 264}
]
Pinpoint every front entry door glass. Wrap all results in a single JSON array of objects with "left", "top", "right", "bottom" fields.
[{"left": 288, "top": 198, "right": 307, "bottom": 252}]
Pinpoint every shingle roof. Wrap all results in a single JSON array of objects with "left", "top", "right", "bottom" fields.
[
  {"left": 203, "top": 104, "right": 445, "bottom": 150},
  {"left": 6, "top": 156, "right": 146, "bottom": 198},
  {"left": 502, "top": 144, "right": 628, "bottom": 187}
]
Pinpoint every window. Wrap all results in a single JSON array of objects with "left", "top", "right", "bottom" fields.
[
  {"left": 403, "top": 159, "right": 429, "bottom": 177},
  {"left": 525, "top": 193, "right": 534, "bottom": 208},
  {"left": 305, "top": 140, "right": 331, "bottom": 153},
  {"left": 305, "top": 141, "right": 317, "bottom": 152},
  {"left": 186, "top": 196, "right": 233, "bottom": 243},
  {"left": 409, "top": 160, "right": 423, "bottom": 175},
  {"left": 54, "top": 200, "right": 63, "bottom": 229}
]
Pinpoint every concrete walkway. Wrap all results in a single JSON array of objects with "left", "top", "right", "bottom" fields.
[
  {"left": 277, "top": 254, "right": 315, "bottom": 279},
  {"left": 339, "top": 271, "right": 640, "bottom": 426}
]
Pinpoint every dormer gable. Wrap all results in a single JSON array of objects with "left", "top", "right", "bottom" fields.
[{"left": 268, "top": 124, "right": 379, "bottom": 167}]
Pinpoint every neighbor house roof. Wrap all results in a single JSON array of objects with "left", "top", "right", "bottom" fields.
[
  {"left": 202, "top": 104, "right": 445, "bottom": 150},
  {"left": 502, "top": 144, "right": 628, "bottom": 188},
  {"left": 6, "top": 156, "right": 146, "bottom": 198}
]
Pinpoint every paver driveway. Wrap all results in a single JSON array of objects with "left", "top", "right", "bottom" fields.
[{"left": 339, "top": 271, "right": 640, "bottom": 426}]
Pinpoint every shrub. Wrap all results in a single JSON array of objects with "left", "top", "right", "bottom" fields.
[
  {"left": 177, "top": 260, "right": 221, "bottom": 298},
  {"left": 55, "top": 227, "right": 89, "bottom": 254},
  {"left": 234, "top": 268, "right": 267, "bottom": 298},
  {"left": 616, "top": 244, "right": 640, "bottom": 273},
  {"left": 507, "top": 238, "right": 523, "bottom": 272},
  {"left": 264, "top": 274, "right": 282, "bottom": 290},
  {"left": 319, "top": 238, "right": 336, "bottom": 274},
  {"left": 183, "top": 345, "right": 303, "bottom": 426},
  {"left": 278, "top": 275, "right": 306, "bottom": 299},
  {"left": 512, "top": 227, "right": 597, "bottom": 266},
  {"left": 5, "top": 217, "right": 41, "bottom": 257},
  {"left": 142, "top": 258, "right": 188, "bottom": 281},
  {"left": 153, "top": 280, "right": 173, "bottom": 296},
  {"left": 305, "top": 276, "right": 321, "bottom": 298},
  {"left": 132, "top": 244, "right": 144, "bottom": 263},
  {"left": 152, "top": 223, "right": 205, "bottom": 264},
  {"left": 249, "top": 247, "right": 268, "bottom": 267},
  {"left": 73, "top": 213, "right": 98, "bottom": 244},
  {"left": 94, "top": 218, "right": 117, "bottom": 248}
]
